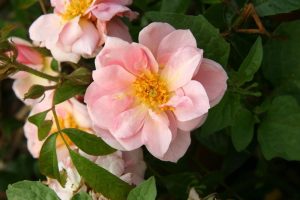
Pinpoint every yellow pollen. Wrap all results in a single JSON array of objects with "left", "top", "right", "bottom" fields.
[
  {"left": 61, "top": 0, "right": 93, "bottom": 21},
  {"left": 51, "top": 113, "right": 80, "bottom": 147},
  {"left": 132, "top": 73, "right": 172, "bottom": 112}
]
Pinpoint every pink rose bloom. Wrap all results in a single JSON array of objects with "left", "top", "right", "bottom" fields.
[
  {"left": 29, "top": 0, "right": 137, "bottom": 63},
  {"left": 24, "top": 92, "right": 146, "bottom": 184},
  {"left": 8, "top": 37, "right": 57, "bottom": 105},
  {"left": 85, "top": 22, "right": 228, "bottom": 162},
  {"left": 24, "top": 92, "right": 92, "bottom": 158},
  {"left": 47, "top": 149, "right": 146, "bottom": 200}
]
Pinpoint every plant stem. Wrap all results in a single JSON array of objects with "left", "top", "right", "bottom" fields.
[
  {"left": 38, "top": 0, "right": 47, "bottom": 14},
  {"left": 16, "top": 63, "right": 59, "bottom": 82}
]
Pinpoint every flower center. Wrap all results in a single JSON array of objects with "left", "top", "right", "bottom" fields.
[
  {"left": 61, "top": 0, "right": 93, "bottom": 21},
  {"left": 132, "top": 73, "right": 171, "bottom": 111},
  {"left": 51, "top": 113, "right": 79, "bottom": 147}
]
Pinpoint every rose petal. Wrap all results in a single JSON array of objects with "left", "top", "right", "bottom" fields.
[
  {"left": 168, "top": 80, "right": 210, "bottom": 121},
  {"left": 161, "top": 47, "right": 203, "bottom": 91},
  {"left": 157, "top": 29, "right": 197, "bottom": 63},
  {"left": 161, "top": 129, "right": 191, "bottom": 162},
  {"left": 143, "top": 111, "right": 172, "bottom": 158},
  {"left": 139, "top": 22, "right": 175, "bottom": 57},
  {"left": 193, "top": 58, "right": 228, "bottom": 107}
]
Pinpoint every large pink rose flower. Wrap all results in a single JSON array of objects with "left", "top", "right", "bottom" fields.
[
  {"left": 8, "top": 37, "right": 57, "bottom": 105},
  {"left": 29, "top": 0, "right": 137, "bottom": 63},
  {"left": 84, "top": 22, "right": 228, "bottom": 162}
]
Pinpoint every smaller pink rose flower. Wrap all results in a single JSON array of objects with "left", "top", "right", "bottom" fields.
[
  {"left": 47, "top": 149, "right": 146, "bottom": 200},
  {"left": 8, "top": 37, "right": 57, "bottom": 105},
  {"left": 24, "top": 92, "right": 91, "bottom": 159},
  {"left": 29, "top": 0, "right": 137, "bottom": 63},
  {"left": 85, "top": 22, "right": 228, "bottom": 162}
]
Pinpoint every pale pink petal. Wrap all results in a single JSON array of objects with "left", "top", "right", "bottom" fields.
[
  {"left": 96, "top": 37, "right": 158, "bottom": 74},
  {"left": 177, "top": 114, "right": 207, "bottom": 131},
  {"left": 88, "top": 93, "right": 134, "bottom": 130},
  {"left": 29, "top": 14, "right": 62, "bottom": 48},
  {"left": 51, "top": 0, "right": 67, "bottom": 14},
  {"left": 161, "top": 129, "right": 191, "bottom": 162},
  {"left": 168, "top": 80, "right": 210, "bottom": 121},
  {"left": 91, "top": 3, "right": 131, "bottom": 21},
  {"left": 102, "top": 0, "right": 132, "bottom": 6},
  {"left": 49, "top": 44, "right": 80, "bottom": 63},
  {"left": 24, "top": 120, "right": 42, "bottom": 158},
  {"left": 69, "top": 98, "right": 92, "bottom": 128},
  {"left": 12, "top": 77, "right": 36, "bottom": 105},
  {"left": 92, "top": 65, "right": 135, "bottom": 92},
  {"left": 139, "top": 22, "right": 175, "bottom": 57},
  {"left": 123, "top": 149, "right": 146, "bottom": 185},
  {"left": 71, "top": 19, "right": 100, "bottom": 56},
  {"left": 107, "top": 17, "right": 132, "bottom": 42},
  {"left": 112, "top": 105, "right": 147, "bottom": 139},
  {"left": 157, "top": 29, "right": 197, "bottom": 63},
  {"left": 143, "top": 111, "right": 172, "bottom": 158},
  {"left": 193, "top": 58, "right": 228, "bottom": 107},
  {"left": 58, "top": 17, "right": 82, "bottom": 51},
  {"left": 94, "top": 152, "right": 125, "bottom": 176},
  {"left": 92, "top": 126, "right": 125, "bottom": 150},
  {"left": 115, "top": 130, "right": 143, "bottom": 151},
  {"left": 161, "top": 47, "right": 203, "bottom": 91}
]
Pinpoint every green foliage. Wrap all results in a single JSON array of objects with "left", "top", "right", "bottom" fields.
[
  {"left": 160, "top": 0, "right": 191, "bottom": 13},
  {"left": 28, "top": 109, "right": 52, "bottom": 141},
  {"left": 54, "top": 80, "right": 86, "bottom": 104},
  {"left": 231, "top": 106, "right": 255, "bottom": 152},
  {"left": 200, "top": 92, "right": 240, "bottom": 136},
  {"left": 6, "top": 181, "right": 59, "bottom": 200},
  {"left": 127, "top": 177, "right": 157, "bottom": 200},
  {"left": 62, "top": 128, "right": 116, "bottom": 156},
  {"left": 233, "top": 37, "right": 263, "bottom": 86},
  {"left": 145, "top": 12, "right": 230, "bottom": 66},
  {"left": 71, "top": 192, "right": 93, "bottom": 200},
  {"left": 263, "top": 20, "right": 300, "bottom": 100},
  {"left": 38, "top": 134, "right": 62, "bottom": 184},
  {"left": 258, "top": 96, "right": 300, "bottom": 160},
  {"left": 255, "top": 0, "right": 300, "bottom": 16},
  {"left": 69, "top": 150, "right": 133, "bottom": 200}
]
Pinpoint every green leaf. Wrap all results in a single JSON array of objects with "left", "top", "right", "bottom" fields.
[
  {"left": 234, "top": 37, "right": 263, "bottom": 86},
  {"left": 39, "top": 133, "right": 61, "bottom": 184},
  {"left": 258, "top": 96, "right": 300, "bottom": 160},
  {"left": 28, "top": 109, "right": 50, "bottom": 127},
  {"left": 62, "top": 128, "right": 116, "bottom": 156},
  {"left": 54, "top": 81, "right": 86, "bottom": 104},
  {"left": 231, "top": 107, "right": 255, "bottom": 152},
  {"left": 50, "top": 59, "right": 60, "bottom": 72},
  {"left": 160, "top": 0, "right": 191, "bottom": 14},
  {"left": 200, "top": 92, "right": 240, "bottom": 136},
  {"left": 202, "top": 0, "right": 222, "bottom": 4},
  {"left": 263, "top": 20, "right": 300, "bottom": 94},
  {"left": 71, "top": 192, "right": 93, "bottom": 200},
  {"left": 38, "top": 120, "right": 53, "bottom": 141},
  {"left": 127, "top": 177, "right": 157, "bottom": 200},
  {"left": 6, "top": 180, "right": 59, "bottom": 200},
  {"left": 69, "top": 150, "right": 132, "bottom": 200},
  {"left": 255, "top": 0, "right": 300, "bottom": 17},
  {"left": 28, "top": 109, "right": 52, "bottom": 140},
  {"left": 145, "top": 12, "right": 230, "bottom": 67}
]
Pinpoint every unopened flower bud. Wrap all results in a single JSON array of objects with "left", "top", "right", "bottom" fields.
[
  {"left": 67, "top": 67, "right": 92, "bottom": 86},
  {"left": 24, "top": 84, "right": 46, "bottom": 100}
]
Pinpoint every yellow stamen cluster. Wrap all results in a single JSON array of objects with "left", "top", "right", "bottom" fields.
[
  {"left": 132, "top": 73, "right": 171, "bottom": 111},
  {"left": 61, "top": 0, "right": 93, "bottom": 21},
  {"left": 51, "top": 113, "right": 79, "bottom": 147}
]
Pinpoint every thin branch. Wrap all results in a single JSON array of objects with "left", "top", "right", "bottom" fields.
[{"left": 38, "top": 0, "right": 47, "bottom": 14}]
